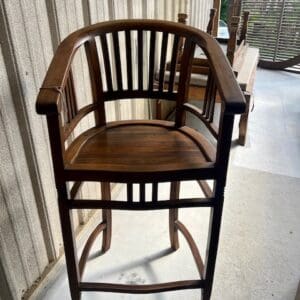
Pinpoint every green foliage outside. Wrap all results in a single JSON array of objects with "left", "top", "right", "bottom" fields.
[{"left": 220, "top": 0, "right": 229, "bottom": 23}]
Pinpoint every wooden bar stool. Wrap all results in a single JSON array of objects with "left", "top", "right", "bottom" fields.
[{"left": 36, "top": 19, "right": 245, "bottom": 300}]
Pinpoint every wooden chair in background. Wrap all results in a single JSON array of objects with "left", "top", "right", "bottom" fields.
[
  {"left": 36, "top": 19, "right": 245, "bottom": 299},
  {"left": 157, "top": 10, "right": 259, "bottom": 145}
]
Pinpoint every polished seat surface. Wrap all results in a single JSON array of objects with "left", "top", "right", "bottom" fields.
[{"left": 65, "top": 120, "right": 215, "bottom": 174}]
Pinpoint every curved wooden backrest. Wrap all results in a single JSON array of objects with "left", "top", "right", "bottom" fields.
[
  {"left": 37, "top": 20, "right": 243, "bottom": 111},
  {"left": 36, "top": 20, "right": 245, "bottom": 179}
]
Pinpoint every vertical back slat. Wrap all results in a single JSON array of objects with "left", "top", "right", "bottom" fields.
[
  {"left": 148, "top": 31, "right": 156, "bottom": 91},
  {"left": 175, "top": 38, "right": 196, "bottom": 127},
  {"left": 69, "top": 71, "right": 77, "bottom": 119},
  {"left": 84, "top": 38, "right": 106, "bottom": 126},
  {"left": 125, "top": 30, "right": 133, "bottom": 90},
  {"left": 127, "top": 183, "right": 133, "bottom": 203},
  {"left": 208, "top": 81, "right": 217, "bottom": 122},
  {"left": 152, "top": 182, "right": 158, "bottom": 202},
  {"left": 66, "top": 76, "right": 73, "bottom": 120},
  {"left": 64, "top": 70, "right": 77, "bottom": 122},
  {"left": 100, "top": 34, "right": 113, "bottom": 92},
  {"left": 177, "top": 13, "right": 187, "bottom": 60},
  {"left": 168, "top": 35, "right": 180, "bottom": 93},
  {"left": 203, "top": 72, "right": 213, "bottom": 118},
  {"left": 138, "top": 30, "right": 143, "bottom": 91},
  {"left": 140, "top": 184, "right": 145, "bottom": 203},
  {"left": 205, "top": 82, "right": 213, "bottom": 119},
  {"left": 203, "top": 72, "right": 217, "bottom": 122},
  {"left": 64, "top": 80, "right": 72, "bottom": 122},
  {"left": 158, "top": 32, "right": 169, "bottom": 92},
  {"left": 112, "top": 32, "right": 123, "bottom": 91}
]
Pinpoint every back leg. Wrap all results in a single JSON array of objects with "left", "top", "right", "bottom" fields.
[
  {"left": 169, "top": 181, "right": 180, "bottom": 250},
  {"left": 101, "top": 182, "right": 112, "bottom": 252}
]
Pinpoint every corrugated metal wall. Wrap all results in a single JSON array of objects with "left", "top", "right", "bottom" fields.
[
  {"left": 189, "top": 0, "right": 214, "bottom": 30},
  {"left": 0, "top": 1, "right": 214, "bottom": 298}
]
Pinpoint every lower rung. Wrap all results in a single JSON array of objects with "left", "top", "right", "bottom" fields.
[
  {"left": 68, "top": 198, "right": 214, "bottom": 210},
  {"left": 79, "top": 279, "right": 205, "bottom": 294}
]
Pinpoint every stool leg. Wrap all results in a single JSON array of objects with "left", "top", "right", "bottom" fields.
[
  {"left": 202, "top": 188, "right": 224, "bottom": 300},
  {"left": 238, "top": 93, "right": 251, "bottom": 145},
  {"left": 58, "top": 186, "right": 81, "bottom": 300},
  {"left": 101, "top": 182, "right": 112, "bottom": 252},
  {"left": 169, "top": 181, "right": 180, "bottom": 250}
]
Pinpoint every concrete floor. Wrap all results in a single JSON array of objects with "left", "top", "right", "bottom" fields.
[{"left": 33, "top": 69, "right": 300, "bottom": 300}]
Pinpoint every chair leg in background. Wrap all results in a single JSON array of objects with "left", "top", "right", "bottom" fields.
[
  {"left": 169, "top": 181, "right": 180, "bottom": 250},
  {"left": 202, "top": 190, "right": 224, "bottom": 300},
  {"left": 238, "top": 93, "right": 251, "bottom": 145},
  {"left": 101, "top": 182, "right": 112, "bottom": 252}
]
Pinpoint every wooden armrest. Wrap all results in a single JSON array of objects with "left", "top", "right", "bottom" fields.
[
  {"left": 36, "top": 87, "right": 62, "bottom": 115},
  {"left": 202, "top": 35, "right": 245, "bottom": 114},
  {"left": 36, "top": 34, "right": 82, "bottom": 115}
]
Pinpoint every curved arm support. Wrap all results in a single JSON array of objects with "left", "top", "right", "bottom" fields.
[{"left": 36, "top": 19, "right": 245, "bottom": 116}]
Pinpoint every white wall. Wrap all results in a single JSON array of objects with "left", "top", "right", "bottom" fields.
[{"left": 0, "top": 1, "right": 213, "bottom": 298}]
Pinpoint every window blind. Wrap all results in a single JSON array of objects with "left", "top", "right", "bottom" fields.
[{"left": 241, "top": 0, "right": 300, "bottom": 71}]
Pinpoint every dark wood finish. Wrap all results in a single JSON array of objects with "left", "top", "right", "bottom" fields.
[
  {"left": 203, "top": 114, "right": 235, "bottom": 300},
  {"left": 63, "top": 103, "right": 99, "bottom": 141},
  {"left": 238, "top": 92, "right": 251, "bottom": 145},
  {"left": 212, "top": 0, "right": 221, "bottom": 37},
  {"left": 101, "top": 182, "right": 111, "bottom": 252},
  {"left": 79, "top": 222, "right": 106, "bottom": 278},
  {"left": 152, "top": 182, "right": 158, "bottom": 202},
  {"left": 100, "top": 34, "right": 113, "bottom": 92},
  {"left": 64, "top": 121, "right": 214, "bottom": 176},
  {"left": 125, "top": 30, "right": 133, "bottom": 90},
  {"left": 183, "top": 103, "right": 218, "bottom": 139},
  {"left": 175, "top": 38, "right": 196, "bottom": 127},
  {"left": 240, "top": 11, "right": 250, "bottom": 43},
  {"left": 57, "top": 186, "right": 80, "bottom": 300},
  {"left": 70, "top": 181, "right": 83, "bottom": 199},
  {"left": 148, "top": 30, "right": 156, "bottom": 91},
  {"left": 206, "top": 9, "right": 217, "bottom": 35},
  {"left": 36, "top": 19, "right": 245, "bottom": 299},
  {"left": 79, "top": 280, "right": 204, "bottom": 293},
  {"left": 168, "top": 35, "right": 180, "bottom": 93},
  {"left": 138, "top": 29, "right": 143, "bottom": 90},
  {"left": 227, "top": 16, "right": 240, "bottom": 66},
  {"left": 84, "top": 39, "right": 106, "bottom": 126},
  {"left": 64, "top": 70, "right": 78, "bottom": 123},
  {"left": 197, "top": 180, "right": 213, "bottom": 198},
  {"left": 158, "top": 32, "right": 169, "bottom": 92},
  {"left": 139, "top": 183, "right": 145, "bottom": 203},
  {"left": 127, "top": 183, "right": 133, "bottom": 203},
  {"left": 169, "top": 181, "right": 180, "bottom": 250},
  {"left": 112, "top": 32, "right": 123, "bottom": 91},
  {"left": 175, "top": 220, "right": 204, "bottom": 279},
  {"left": 68, "top": 198, "right": 214, "bottom": 210}
]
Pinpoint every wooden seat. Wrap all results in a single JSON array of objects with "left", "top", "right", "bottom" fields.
[
  {"left": 65, "top": 120, "right": 215, "bottom": 181},
  {"left": 36, "top": 19, "right": 245, "bottom": 300}
]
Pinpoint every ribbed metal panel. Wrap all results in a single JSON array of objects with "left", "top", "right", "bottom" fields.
[{"left": 189, "top": 0, "right": 214, "bottom": 30}]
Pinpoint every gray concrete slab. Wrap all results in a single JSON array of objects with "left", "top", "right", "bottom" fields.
[{"left": 232, "top": 69, "right": 300, "bottom": 178}]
